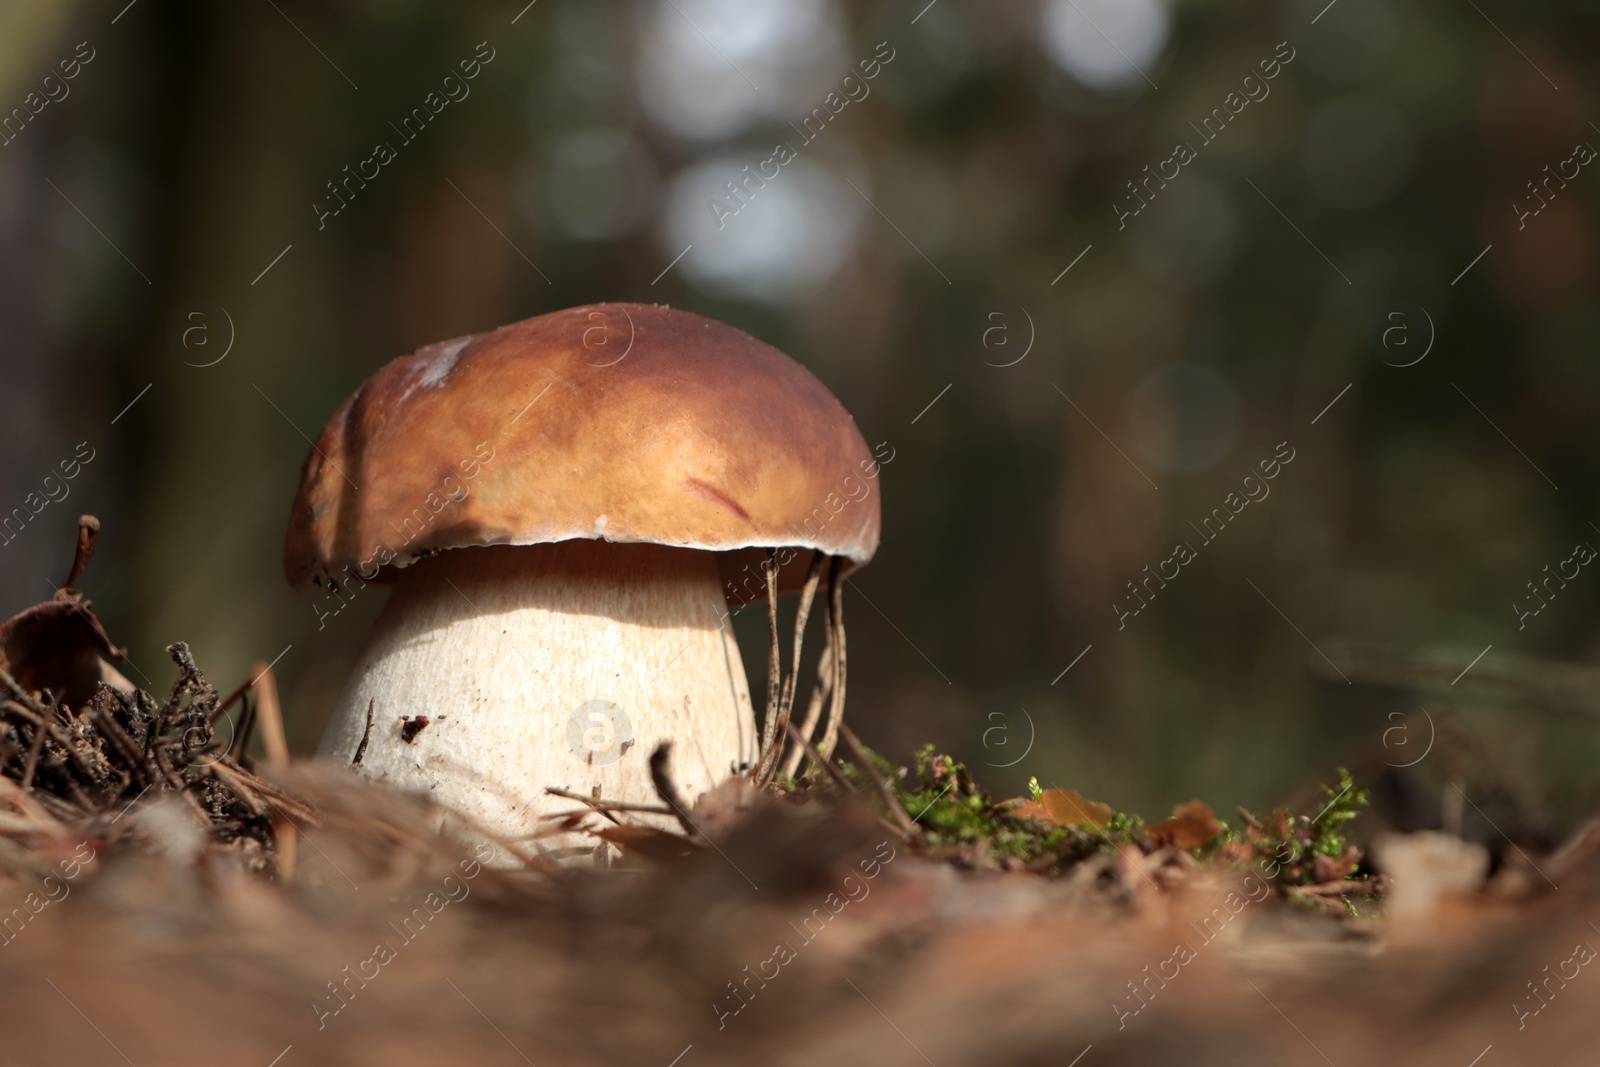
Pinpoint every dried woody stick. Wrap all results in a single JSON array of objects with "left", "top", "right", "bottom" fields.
[{"left": 249, "top": 660, "right": 297, "bottom": 882}]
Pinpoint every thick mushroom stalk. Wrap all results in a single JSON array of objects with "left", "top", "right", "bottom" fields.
[{"left": 318, "top": 541, "right": 755, "bottom": 842}]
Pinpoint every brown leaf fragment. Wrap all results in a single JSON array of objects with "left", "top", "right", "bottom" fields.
[
  {"left": 1008, "top": 798, "right": 1051, "bottom": 822},
  {"left": 1312, "top": 845, "right": 1361, "bottom": 884},
  {"left": 1036, "top": 789, "right": 1113, "bottom": 830},
  {"left": 1147, "top": 800, "right": 1225, "bottom": 850}
]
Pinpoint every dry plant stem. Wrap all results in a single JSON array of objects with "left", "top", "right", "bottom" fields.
[
  {"left": 64, "top": 779, "right": 96, "bottom": 813},
  {"left": 543, "top": 788, "right": 621, "bottom": 826},
  {"left": 0, "top": 666, "right": 45, "bottom": 714},
  {"left": 4, "top": 699, "right": 95, "bottom": 779},
  {"left": 88, "top": 709, "right": 146, "bottom": 784},
  {"left": 151, "top": 744, "right": 214, "bottom": 824},
  {"left": 779, "top": 555, "right": 843, "bottom": 779},
  {"left": 544, "top": 786, "right": 672, "bottom": 816},
  {"left": 230, "top": 696, "right": 258, "bottom": 762},
  {"left": 649, "top": 743, "right": 698, "bottom": 837},
  {"left": 756, "top": 549, "right": 782, "bottom": 771},
  {"left": 759, "top": 551, "right": 826, "bottom": 784},
  {"left": 245, "top": 778, "right": 319, "bottom": 824},
  {"left": 252, "top": 662, "right": 296, "bottom": 882},
  {"left": 254, "top": 663, "right": 290, "bottom": 768},
  {"left": 814, "top": 562, "right": 847, "bottom": 763},
  {"left": 782, "top": 718, "right": 855, "bottom": 795},
  {"left": 207, "top": 762, "right": 269, "bottom": 818},
  {"left": 18, "top": 716, "right": 49, "bottom": 793},
  {"left": 778, "top": 552, "right": 827, "bottom": 726},
  {"left": 839, "top": 723, "right": 917, "bottom": 837},
  {"left": 62, "top": 516, "right": 99, "bottom": 590},
  {"left": 214, "top": 665, "right": 268, "bottom": 720},
  {"left": 214, "top": 655, "right": 292, "bottom": 723},
  {"left": 778, "top": 636, "right": 832, "bottom": 780}
]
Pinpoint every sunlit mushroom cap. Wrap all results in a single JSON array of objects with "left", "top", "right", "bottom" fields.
[{"left": 283, "top": 303, "right": 882, "bottom": 597}]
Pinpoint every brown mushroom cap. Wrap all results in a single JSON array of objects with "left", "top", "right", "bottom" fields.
[{"left": 283, "top": 303, "right": 882, "bottom": 598}]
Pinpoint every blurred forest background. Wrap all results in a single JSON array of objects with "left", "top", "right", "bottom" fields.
[{"left": 2, "top": 0, "right": 1598, "bottom": 836}]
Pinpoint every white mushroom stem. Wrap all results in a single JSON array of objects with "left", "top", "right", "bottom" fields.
[{"left": 317, "top": 541, "right": 756, "bottom": 850}]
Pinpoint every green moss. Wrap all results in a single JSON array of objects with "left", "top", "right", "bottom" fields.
[
  {"left": 1309, "top": 768, "right": 1370, "bottom": 859},
  {"left": 1221, "top": 767, "right": 1375, "bottom": 892},
  {"left": 813, "top": 745, "right": 1377, "bottom": 898}
]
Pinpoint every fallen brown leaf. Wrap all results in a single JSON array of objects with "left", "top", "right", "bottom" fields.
[
  {"left": 1036, "top": 789, "right": 1113, "bottom": 830},
  {"left": 1148, "top": 799, "right": 1225, "bottom": 849}
]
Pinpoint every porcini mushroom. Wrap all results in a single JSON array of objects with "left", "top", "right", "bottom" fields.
[{"left": 284, "top": 304, "right": 881, "bottom": 843}]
